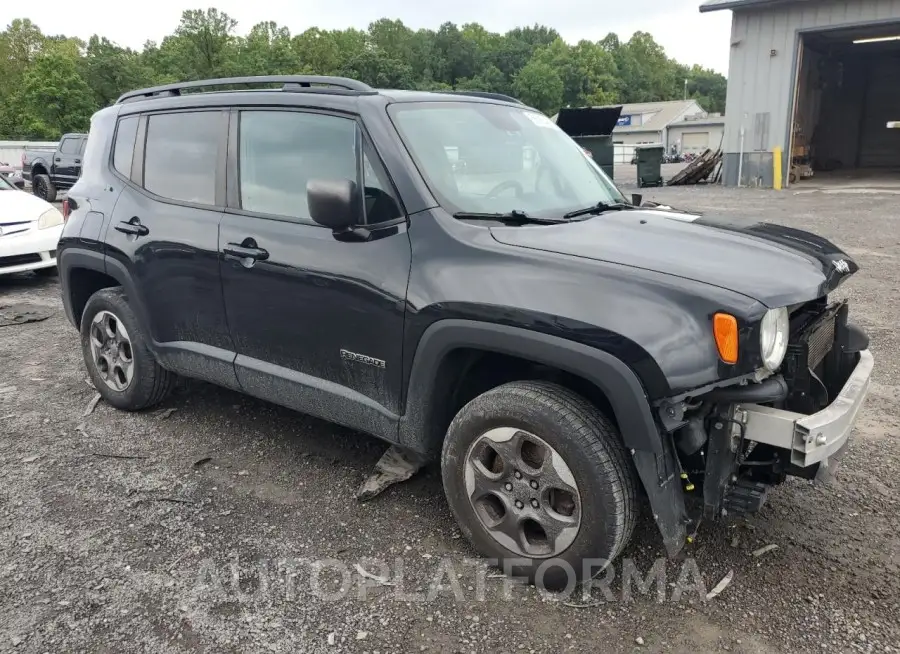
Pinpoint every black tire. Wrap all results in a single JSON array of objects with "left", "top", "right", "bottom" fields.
[
  {"left": 34, "top": 266, "right": 58, "bottom": 277},
  {"left": 32, "top": 174, "right": 57, "bottom": 203},
  {"left": 441, "top": 381, "right": 638, "bottom": 590},
  {"left": 80, "top": 287, "right": 175, "bottom": 411}
]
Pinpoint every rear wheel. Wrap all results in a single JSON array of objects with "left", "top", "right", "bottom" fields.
[
  {"left": 441, "top": 381, "right": 637, "bottom": 589},
  {"left": 32, "top": 174, "right": 57, "bottom": 203},
  {"left": 80, "top": 288, "right": 175, "bottom": 410}
]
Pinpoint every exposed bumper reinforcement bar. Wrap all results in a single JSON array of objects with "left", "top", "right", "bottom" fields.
[{"left": 735, "top": 349, "right": 874, "bottom": 469}]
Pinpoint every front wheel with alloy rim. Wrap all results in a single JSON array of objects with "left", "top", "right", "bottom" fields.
[
  {"left": 80, "top": 288, "right": 175, "bottom": 411},
  {"left": 441, "top": 381, "right": 638, "bottom": 589}
]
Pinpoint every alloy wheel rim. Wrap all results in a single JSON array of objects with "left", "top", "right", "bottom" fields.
[
  {"left": 463, "top": 427, "right": 581, "bottom": 558},
  {"left": 89, "top": 310, "right": 135, "bottom": 392}
]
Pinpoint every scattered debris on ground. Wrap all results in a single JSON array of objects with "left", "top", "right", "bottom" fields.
[
  {"left": 355, "top": 444, "right": 427, "bottom": 502},
  {"left": 0, "top": 303, "right": 53, "bottom": 327}
]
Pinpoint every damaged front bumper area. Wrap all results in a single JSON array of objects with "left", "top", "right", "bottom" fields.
[
  {"left": 736, "top": 348, "right": 873, "bottom": 476},
  {"left": 671, "top": 300, "right": 875, "bottom": 527}
]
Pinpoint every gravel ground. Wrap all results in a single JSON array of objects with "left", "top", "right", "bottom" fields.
[{"left": 1, "top": 185, "right": 898, "bottom": 653}]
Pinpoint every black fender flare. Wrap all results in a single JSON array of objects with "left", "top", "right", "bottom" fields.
[
  {"left": 398, "top": 319, "right": 662, "bottom": 456},
  {"left": 58, "top": 248, "right": 147, "bottom": 332},
  {"left": 29, "top": 160, "right": 50, "bottom": 177},
  {"left": 58, "top": 247, "right": 108, "bottom": 327},
  {"left": 397, "top": 319, "right": 687, "bottom": 556}
]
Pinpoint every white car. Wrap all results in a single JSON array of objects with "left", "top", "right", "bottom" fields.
[{"left": 0, "top": 173, "right": 64, "bottom": 276}]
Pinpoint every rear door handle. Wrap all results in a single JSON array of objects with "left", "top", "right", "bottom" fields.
[
  {"left": 54, "top": 158, "right": 61, "bottom": 162},
  {"left": 223, "top": 241, "right": 269, "bottom": 263},
  {"left": 74, "top": 159, "right": 81, "bottom": 164},
  {"left": 114, "top": 217, "right": 149, "bottom": 237}
]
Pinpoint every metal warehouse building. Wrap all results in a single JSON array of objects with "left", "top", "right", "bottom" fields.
[{"left": 703, "top": 0, "right": 900, "bottom": 188}]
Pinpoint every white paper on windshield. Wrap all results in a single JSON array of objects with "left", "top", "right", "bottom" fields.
[{"left": 522, "top": 112, "right": 556, "bottom": 128}]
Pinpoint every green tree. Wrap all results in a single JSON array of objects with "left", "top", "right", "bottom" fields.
[
  {"left": 158, "top": 8, "right": 238, "bottom": 79},
  {"left": 0, "top": 14, "right": 728, "bottom": 138},
  {"left": 235, "top": 21, "right": 296, "bottom": 75},
  {"left": 685, "top": 64, "right": 727, "bottom": 113},
  {"left": 339, "top": 48, "right": 414, "bottom": 89},
  {"left": 82, "top": 36, "right": 157, "bottom": 106},
  {"left": 532, "top": 38, "right": 618, "bottom": 107},
  {"left": 513, "top": 59, "right": 563, "bottom": 114},
  {"left": 16, "top": 50, "right": 97, "bottom": 138}
]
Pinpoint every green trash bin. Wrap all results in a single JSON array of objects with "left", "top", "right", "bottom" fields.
[
  {"left": 553, "top": 106, "right": 622, "bottom": 180},
  {"left": 574, "top": 135, "right": 614, "bottom": 179},
  {"left": 635, "top": 145, "right": 664, "bottom": 188}
]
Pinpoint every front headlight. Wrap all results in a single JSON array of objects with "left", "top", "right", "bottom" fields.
[
  {"left": 38, "top": 207, "right": 63, "bottom": 229},
  {"left": 760, "top": 307, "right": 789, "bottom": 371}
]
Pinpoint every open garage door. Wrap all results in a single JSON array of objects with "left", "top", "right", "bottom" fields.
[
  {"left": 857, "top": 56, "right": 900, "bottom": 167},
  {"left": 791, "top": 24, "right": 900, "bottom": 188}
]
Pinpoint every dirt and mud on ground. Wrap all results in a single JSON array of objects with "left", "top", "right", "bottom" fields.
[{"left": 1, "top": 186, "right": 898, "bottom": 653}]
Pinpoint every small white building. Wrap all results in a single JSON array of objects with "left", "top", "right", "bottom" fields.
[
  {"left": 667, "top": 115, "right": 726, "bottom": 155},
  {"left": 571, "top": 100, "right": 724, "bottom": 162}
]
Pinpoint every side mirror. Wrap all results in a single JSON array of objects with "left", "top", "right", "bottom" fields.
[
  {"left": 307, "top": 178, "right": 360, "bottom": 232},
  {"left": 631, "top": 193, "right": 643, "bottom": 207},
  {"left": 13, "top": 178, "right": 25, "bottom": 190}
]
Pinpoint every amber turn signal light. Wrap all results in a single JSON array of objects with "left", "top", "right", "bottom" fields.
[{"left": 713, "top": 313, "right": 739, "bottom": 364}]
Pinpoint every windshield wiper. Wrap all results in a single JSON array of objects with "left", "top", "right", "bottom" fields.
[
  {"left": 453, "top": 210, "right": 567, "bottom": 225},
  {"left": 563, "top": 201, "right": 636, "bottom": 220}
]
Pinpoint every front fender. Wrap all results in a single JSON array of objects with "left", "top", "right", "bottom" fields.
[
  {"left": 398, "top": 319, "right": 688, "bottom": 556},
  {"left": 399, "top": 319, "right": 661, "bottom": 455}
]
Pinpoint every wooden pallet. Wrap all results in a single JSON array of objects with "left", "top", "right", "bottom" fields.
[{"left": 667, "top": 148, "right": 723, "bottom": 186}]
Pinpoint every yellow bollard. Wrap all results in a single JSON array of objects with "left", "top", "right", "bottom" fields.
[{"left": 773, "top": 146, "right": 783, "bottom": 190}]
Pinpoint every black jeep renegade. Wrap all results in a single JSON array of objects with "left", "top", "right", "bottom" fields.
[{"left": 58, "top": 76, "right": 873, "bottom": 585}]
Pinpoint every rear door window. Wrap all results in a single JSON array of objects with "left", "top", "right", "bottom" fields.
[
  {"left": 59, "top": 137, "right": 79, "bottom": 154},
  {"left": 143, "top": 111, "right": 223, "bottom": 205}
]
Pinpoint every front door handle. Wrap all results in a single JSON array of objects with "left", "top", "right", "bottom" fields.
[
  {"left": 74, "top": 159, "right": 81, "bottom": 164},
  {"left": 223, "top": 240, "right": 269, "bottom": 263},
  {"left": 114, "top": 217, "right": 149, "bottom": 237},
  {"left": 54, "top": 158, "right": 61, "bottom": 162}
]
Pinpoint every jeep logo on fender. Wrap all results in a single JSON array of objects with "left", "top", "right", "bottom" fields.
[{"left": 340, "top": 349, "right": 386, "bottom": 369}]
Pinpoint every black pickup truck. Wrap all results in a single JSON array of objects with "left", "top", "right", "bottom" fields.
[
  {"left": 57, "top": 76, "right": 873, "bottom": 588},
  {"left": 22, "top": 132, "right": 88, "bottom": 202}
]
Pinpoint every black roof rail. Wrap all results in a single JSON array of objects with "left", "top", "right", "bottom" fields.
[
  {"left": 116, "top": 75, "right": 375, "bottom": 104},
  {"left": 438, "top": 91, "right": 524, "bottom": 105}
]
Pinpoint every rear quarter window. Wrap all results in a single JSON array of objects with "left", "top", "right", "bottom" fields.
[{"left": 112, "top": 116, "right": 139, "bottom": 178}]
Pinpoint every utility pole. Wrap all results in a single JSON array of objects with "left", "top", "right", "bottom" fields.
[{"left": 683, "top": 78, "right": 689, "bottom": 101}]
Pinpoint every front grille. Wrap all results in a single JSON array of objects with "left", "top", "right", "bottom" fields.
[
  {"left": 807, "top": 315, "right": 836, "bottom": 368},
  {"left": 783, "top": 301, "right": 844, "bottom": 414},
  {"left": 0, "top": 253, "right": 42, "bottom": 267}
]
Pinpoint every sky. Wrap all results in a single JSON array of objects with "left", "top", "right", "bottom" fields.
[{"left": 22, "top": 0, "right": 735, "bottom": 74}]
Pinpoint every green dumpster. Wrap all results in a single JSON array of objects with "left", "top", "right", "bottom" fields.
[
  {"left": 635, "top": 145, "right": 664, "bottom": 188},
  {"left": 553, "top": 106, "right": 622, "bottom": 179},
  {"left": 575, "top": 135, "right": 615, "bottom": 178}
]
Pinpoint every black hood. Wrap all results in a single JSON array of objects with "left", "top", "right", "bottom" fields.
[{"left": 489, "top": 209, "right": 857, "bottom": 308}]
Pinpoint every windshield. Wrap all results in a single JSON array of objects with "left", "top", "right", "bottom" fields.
[{"left": 388, "top": 101, "right": 626, "bottom": 217}]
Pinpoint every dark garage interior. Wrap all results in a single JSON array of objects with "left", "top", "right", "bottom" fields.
[{"left": 792, "top": 23, "right": 900, "bottom": 186}]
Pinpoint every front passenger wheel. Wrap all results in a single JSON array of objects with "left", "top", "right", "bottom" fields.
[
  {"left": 80, "top": 287, "right": 175, "bottom": 410},
  {"left": 441, "top": 381, "right": 638, "bottom": 589}
]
